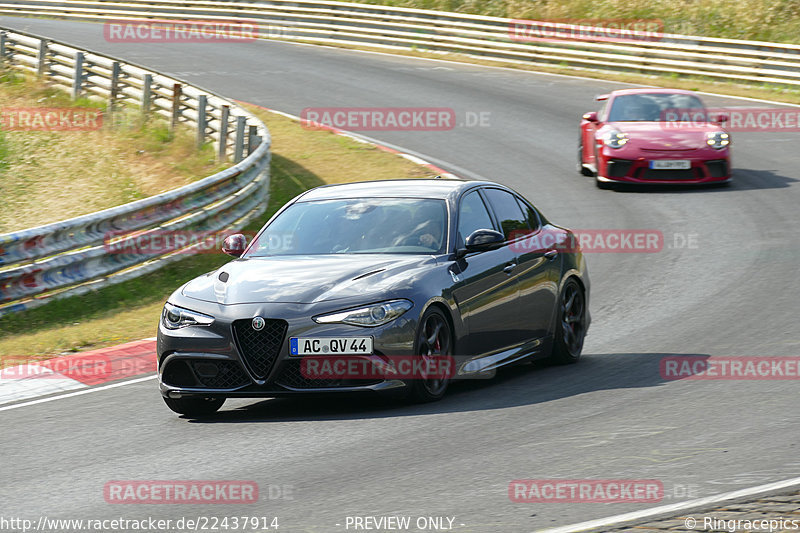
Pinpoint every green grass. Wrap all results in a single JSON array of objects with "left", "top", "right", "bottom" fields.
[
  {"left": 0, "top": 130, "right": 9, "bottom": 171},
  {"left": 343, "top": 0, "right": 800, "bottom": 43}
]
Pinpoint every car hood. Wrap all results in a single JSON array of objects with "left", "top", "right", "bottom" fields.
[
  {"left": 607, "top": 121, "right": 723, "bottom": 150},
  {"left": 182, "top": 254, "right": 436, "bottom": 305}
]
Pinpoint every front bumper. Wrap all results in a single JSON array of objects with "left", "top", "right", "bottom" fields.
[
  {"left": 598, "top": 151, "right": 731, "bottom": 185},
  {"left": 157, "top": 299, "right": 417, "bottom": 399}
]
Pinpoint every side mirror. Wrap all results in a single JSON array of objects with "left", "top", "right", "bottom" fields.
[
  {"left": 221, "top": 234, "right": 247, "bottom": 257},
  {"left": 714, "top": 113, "right": 728, "bottom": 124},
  {"left": 582, "top": 111, "right": 598, "bottom": 122},
  {"left": 464, "top": 229, "right": 504, "bottom": 254}
]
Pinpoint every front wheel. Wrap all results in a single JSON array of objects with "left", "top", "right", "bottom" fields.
[
  {"left": 408, "top": 307, "right": 452, "bottom": 402},
  {"left": 577, "top": 136, "right": 594, "bottom": 176},
  {"left": 163, "top": 396, "right": 224, "bottom": 417},
  {"left": 595, "top": 177, "right": 614, "bottom": 190},
  {"left": 550, "top": 279, "right": 587, "bottom": 364}
]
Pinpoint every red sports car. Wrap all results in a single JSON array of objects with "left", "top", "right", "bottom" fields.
[{"left": 578, "top": 88, "right": 731, "bottom": 188}]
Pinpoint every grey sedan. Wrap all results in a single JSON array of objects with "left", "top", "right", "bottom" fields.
[{"left": 157, "top": 178, "right": 590, "bottom": 416}]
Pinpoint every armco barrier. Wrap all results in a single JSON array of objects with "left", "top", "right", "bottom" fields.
[
  {"left": 0, "top": 1, "right": 799, "bottom": 86},
  {"left": 0, "top": 26, "right": 270, "bottom": 317}
]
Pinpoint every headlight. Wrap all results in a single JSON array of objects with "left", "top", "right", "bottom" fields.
[
  {"left": 603, "top": 129, "right": 629, "bottom": 149},
  {"left": 162, "top": 302, "right": 214, "bottom": 329},
  {"left": 706, "top": 131, "right": 730, "bottom": 149},
  {"left": 314, "top": 300, "right": 413, "bottom": 327}
]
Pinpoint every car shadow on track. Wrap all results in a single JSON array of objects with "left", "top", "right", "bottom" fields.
[
  {"left": 186, "top": 352, "right": 710, "bottom": 423},
  {"left": 608, "top": 169, "right": 796, "bottom": 193}
]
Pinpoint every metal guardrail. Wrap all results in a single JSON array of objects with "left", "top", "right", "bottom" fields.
[
  {"left": 0, "top": 0, "right": 799, "bottom": 86},
  {"left": 0, "top": 25, "right": 271, "bottom": 317}
]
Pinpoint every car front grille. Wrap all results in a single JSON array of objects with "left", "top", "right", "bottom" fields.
[
  {"left": 190, "top": 360, "right": 251, "bottom": 389},
  {"left": 275, "top": 359, "right": 383, "bottom": 389},
  {"left": 232, "top": 318, "right": 288, "bottom": 380}
]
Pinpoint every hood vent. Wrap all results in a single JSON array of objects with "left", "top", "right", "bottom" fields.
[{"left": 351, "top": 269, "right": 386, "bottom": 281}]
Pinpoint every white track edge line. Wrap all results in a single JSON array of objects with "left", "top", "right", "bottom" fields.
[
  {"left": 0, "top": 374, "right": 156, "bottom": 412},
  {"left": 534, "top": 476, "right": 800, "bottom": 533}
]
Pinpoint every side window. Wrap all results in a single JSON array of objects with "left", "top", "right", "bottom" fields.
[
  {"left": 516, "top": 197, "right": 542, "bottom": 232},
  {"left": 457, "top": 190, "right": 495, "bottom": 247},
  {"left": 483, "top": 188, "right": 529, "bottom": 241}
]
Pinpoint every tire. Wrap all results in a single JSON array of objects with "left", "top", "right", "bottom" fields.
[
  {"left": 595, "top": 177, "right": 613, "bottom": 190},
  {"left": 577, "top": 136, "right": 594, "bottom": 176},
  {"left": 550, "top": 279, "right": 587, "bottom": 364},
  {"left": 163, "top": 396, "right": 225, "bottom": 417},
  {"left": 408, "top": 307, "right": 453, "bottom": 403}
]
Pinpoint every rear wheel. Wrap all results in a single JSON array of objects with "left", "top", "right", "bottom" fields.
[
  {"left": 163, "top": 396, "right": 224, "bottom": 417},
  {"left": 409, "top": 307, "right": 452, "bottom": 402},
  {"left": 550, "top": 279, "right": 587, "bottom": 364}
]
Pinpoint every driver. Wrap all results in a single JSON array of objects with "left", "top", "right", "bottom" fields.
[{"left": 408, "top": 203, "right": 445, "bottom": 251}]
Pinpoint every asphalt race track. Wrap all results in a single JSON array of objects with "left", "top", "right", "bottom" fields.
[{"left": 1, "top": 16, "right": 798, "bottom": 532}]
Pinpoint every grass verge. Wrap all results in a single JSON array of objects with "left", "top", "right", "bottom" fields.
[{"left": 0, "top": 105, "right": 434, "bottom": 360}]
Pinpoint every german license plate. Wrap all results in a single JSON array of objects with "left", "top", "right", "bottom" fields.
[
  {"left": 650, "top": 160, "right": 691, "bottom": 170},
  {"left": 289, "top": 337, "right": 373, "bottom": 356}
]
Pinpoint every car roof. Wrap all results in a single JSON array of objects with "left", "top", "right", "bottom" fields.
[
  {"left": 297, "top": 178, "right": 498, "bottom": 202},
  {"left": 609, "top": 88, "right": 701, "bottom": 97}
]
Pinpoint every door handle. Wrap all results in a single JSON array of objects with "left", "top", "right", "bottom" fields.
[{"left": 544, "top": 250, "right": 558, "bottom": 260}]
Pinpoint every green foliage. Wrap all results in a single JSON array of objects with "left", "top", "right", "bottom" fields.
[{"left": 342, "top": 0, "right": 800, "bottom": 43}]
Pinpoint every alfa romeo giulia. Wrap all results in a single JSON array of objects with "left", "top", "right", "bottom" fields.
[{"left": 157, "top": 179, "right": 590, "bottom": 416}]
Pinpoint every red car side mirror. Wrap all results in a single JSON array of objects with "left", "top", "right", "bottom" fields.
[
  {"left": 714, "top": 113, "right": 729, "bottom": 124},
  {"left": 582, "top": 111, "right": 598, "bottom": 122}
]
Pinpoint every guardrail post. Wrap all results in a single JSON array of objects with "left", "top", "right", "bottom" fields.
[
  {"left": 36, "top": 39, "right": 49, "bottom": 78},
  {"left": 196, "top": 94, "right": 207, "bottom": 148},
  {"left": 108, "top": 61, "right": 120, "bottom": 114},
  {"left": 171, "top": 83, "right": 182, "bottom": 131},
  {"left": 72, "top": 52, "right": 84, "bottom": 100},
  {"left": 234, "top": 116, "right": 246, "bottom": 163},
  {"left": 247, "top": 125, "right": 260, "bottom": 154},
  {"left": 141, "top": 74, "right": 152, "bottom": 116},
  {"left": 0, "top": 32, "right": 7, "bottom": 67},
  {"left": 218, "top": 104, "right": 230, "bottom": 161}
]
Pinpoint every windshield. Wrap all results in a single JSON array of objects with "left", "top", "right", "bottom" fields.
[
  {"left": 247, "top": 198, "right": 448, "bottom": 256},
  {"left": 607, "top": 93, "right": 708, "bottom": 122}
]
